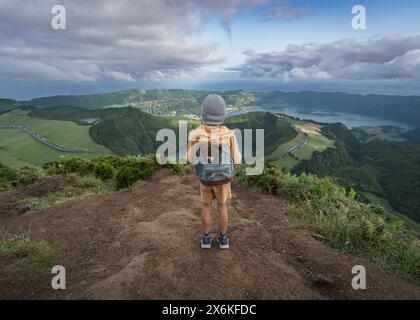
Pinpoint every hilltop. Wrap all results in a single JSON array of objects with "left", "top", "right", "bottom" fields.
[{"left": 1, "top": 167, "right": 419, "bottom": 299}]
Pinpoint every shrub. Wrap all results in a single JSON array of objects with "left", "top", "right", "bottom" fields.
[
  {"left": 43, "top": 158, "right": 93, "bottom": 176},
  {"left": 94, "top": 162, "right": 114, "bottom": 180},
  {"left": 0, "top": 165, "right": 38, "bottom": 188},
  {"left": 16, "top": 167, "right": 39, "bottom": 184},
  {"left": 116, "top": 158, "right": 157, "bottom": 189},
  {"left": 0, "top": 166, "right": 18, "bottom": 182},
  {"left": 236, "top": 165, "right": 281, "bottom": 194},
  {"left": 91, "top": 156, "right": 131, "bottom": 169},
  {"left": 44, "top": 156, "right": 159, "bottom": 189}
]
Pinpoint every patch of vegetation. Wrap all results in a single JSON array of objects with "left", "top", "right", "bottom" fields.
[
  {"left": 294, "top": 123, "right": 420, "bottom": 224},
  {"left": 2, "top": 156, "right": 185, "bottom": 214},
  {"left": 0, "top": 108, "right": 110, "bottom": 152},
  {"left": 0, "top": 98, "right": 21, "bottom": 113},
  {"left": 17, "top": 174, "right": 113, "bottom": 212},
  {"left": 294, "top": 133, "right": 335, "bottom": 160},
  {"left": 89, "top": 107, "right": 180, "bottom": 155},
  {"left": 0, "top": 164, "right": 38, "bottom": 190},
  {"left": 236, "top": 166, "right": 420, "bottom": 285},
  {"left": 0, "top": 108, "right": 111, "bottom": 166},
  {"left": 352, "top": 126, "right": 408, "bottom": 143},
  {"left": 0, "top": 228, "right": 55, "bottom": 281},
  {"left": 225, "top": 112, "right": 298, "bottom": 158},
  {"left": 403, "top": 126, "right": 420, "bottom": 144},
  {"left": 43, "top": 155, "right": 181, "bottom": 190},
  {"left": 44, "top": 156, "right": 153, "bottom": 189},
  {"left": 32, "top": 106, "right": 301, "bottom": 159}
]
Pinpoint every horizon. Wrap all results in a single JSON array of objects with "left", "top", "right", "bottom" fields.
[
  {"left": 5, "top": 80, "right": 420, "bottom": 102},
  {"left": 1, "top": 1, "right": 420, "bottom": 99}
]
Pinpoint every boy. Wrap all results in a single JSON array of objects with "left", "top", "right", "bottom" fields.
[{"left": 187, "top": 94, "right": 241, "bottom": 250}]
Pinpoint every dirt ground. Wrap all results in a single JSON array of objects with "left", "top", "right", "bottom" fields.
[
  {"left": 296, "top": 123, "right": 323, "bottom": 135},
  {"left": 1, "top": 169, "right": 419, "bottom": 299}
]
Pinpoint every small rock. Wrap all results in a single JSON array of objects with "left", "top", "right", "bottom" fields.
[
  {"left": 312, "top": 273, "right": 334, "bottom": 286},
  {"left": 296, "top": 256, "right": 306, "bottom": 263},
  {"left": 312, "top": 233, "right": 327, "bottom": 241},
  {"left": 16, "top": 205, "right": 31, "bottom": 214}
]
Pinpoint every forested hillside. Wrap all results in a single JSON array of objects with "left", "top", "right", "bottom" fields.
[
  {"left": 293, "top": 123, "right": 420, "bottom": 223},
  {"left": 30, "top": 107, "right": 299, "bottom": 158},
  {"left": 225, "top": 112, "right": 298, "bottom": 157},
  {"left": 403, "top": 126, "right": 420, "bottom": 144}
]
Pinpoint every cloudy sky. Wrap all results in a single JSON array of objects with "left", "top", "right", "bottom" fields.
[{"left": 1, "top": 0, "right": 420, "bottom": 99}]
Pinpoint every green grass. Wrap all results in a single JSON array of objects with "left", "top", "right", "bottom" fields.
[
  {"left": 294, "top": 132, "right": 335, "bottom": 160},
  {"left": 277, "top": 114, "right": 307, "bottom": 126},
  {"left": 17, "top": 174, "right": 114, "bottom": 212},
  {"left": 0, "top": 128, "right": 107, "bottom": 167},
  {"left": 269, "top": 131, "right": 305, "bottom": 159},
  {"left": 272, "top": 156, "right": 300, "bottom": 170},
  {"left": 0, "top": 109, "right": 110, "bottom": 150},
  {"left": 0, "top": 109, "right": 111, "bottom": 166},
  {"left": 269, "top": 128, "right": 335, "bottom": 169},
  {"left": 0, "top": 228, "right": 55, "bottom": 280}
]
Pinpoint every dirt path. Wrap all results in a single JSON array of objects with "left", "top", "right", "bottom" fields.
[{"left": 1, "top": 169, "right": 419, "bottom": 299}]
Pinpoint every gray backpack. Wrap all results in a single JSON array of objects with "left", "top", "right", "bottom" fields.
[{"left": 195, "top": 144, "right": 234, "bottom": 186}]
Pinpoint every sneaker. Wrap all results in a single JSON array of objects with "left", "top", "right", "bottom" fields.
[
  {"left": 217, "top": 234, "right": 230, "bottom": 249},
  {"left": 201, "top": 233, "right": 212, "bottom": 249}
]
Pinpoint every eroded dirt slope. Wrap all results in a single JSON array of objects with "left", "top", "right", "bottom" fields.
[{"left": 1, "top": 169, "right": 419, "bottom": 299}]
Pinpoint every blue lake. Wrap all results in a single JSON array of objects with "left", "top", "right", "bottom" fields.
[{"left": 227, "top": 106, "right": 414, "bottom": 129}]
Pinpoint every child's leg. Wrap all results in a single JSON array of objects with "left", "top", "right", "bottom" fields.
[
  {"left": 202, "top": 202, "right": 212, "bottom": 234},
  {"left": 217, "top": 202, "right": 228, "bottom": 235}
]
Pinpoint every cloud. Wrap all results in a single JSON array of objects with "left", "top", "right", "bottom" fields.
[
  {"left": 264, "top": 3, "right": 312, "bottom": 21},
  {"left": 231, "top": 35, "right": 420, "bottom": 81},
  {"left": 196, "top": 0, "right": 311, "bottom": 42},
  {"left": 0, "top": 0, "right": 223, "bottom": 83},
  {"left": 0, "top": 0, "right": 312, "bottom": 83}
]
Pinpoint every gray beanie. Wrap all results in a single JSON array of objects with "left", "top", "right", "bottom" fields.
[{"left": 201, "top": 94, "right": 226, "bottom": 126}]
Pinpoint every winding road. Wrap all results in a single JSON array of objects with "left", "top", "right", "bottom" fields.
[
  {"left": 278, "top": 132, "right": 309, "bottom": 159},
  {"left": 0, "top": 125, "right": 109, "bottom": 155}
]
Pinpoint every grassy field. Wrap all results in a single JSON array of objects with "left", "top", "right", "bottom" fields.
[
  {"left": 352, "top": 126, "right": 408, "bottom": 142},
  {"left": 294, "top": 132, "right": 335, "bottom": 160},
  {"left": 271, "top": 156, "right": 300, "bottom": 169},
  {"left": 0, "top": 129, "right": 107, "bottom": 167},
  {"left": 0, "top": 109, "right": 111, "bottom": 167},
  {"left": 269, "top": 120, "right": 335, "bottom": 169},
  {"left": 269, "top": 131, "right": 305, "bottom": 159},
  {"left": 277, "top": 114, "right": 307, "bottom": 126},
  {"left": 0, "top": 109, "right": 110, "bottom": 150}
]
